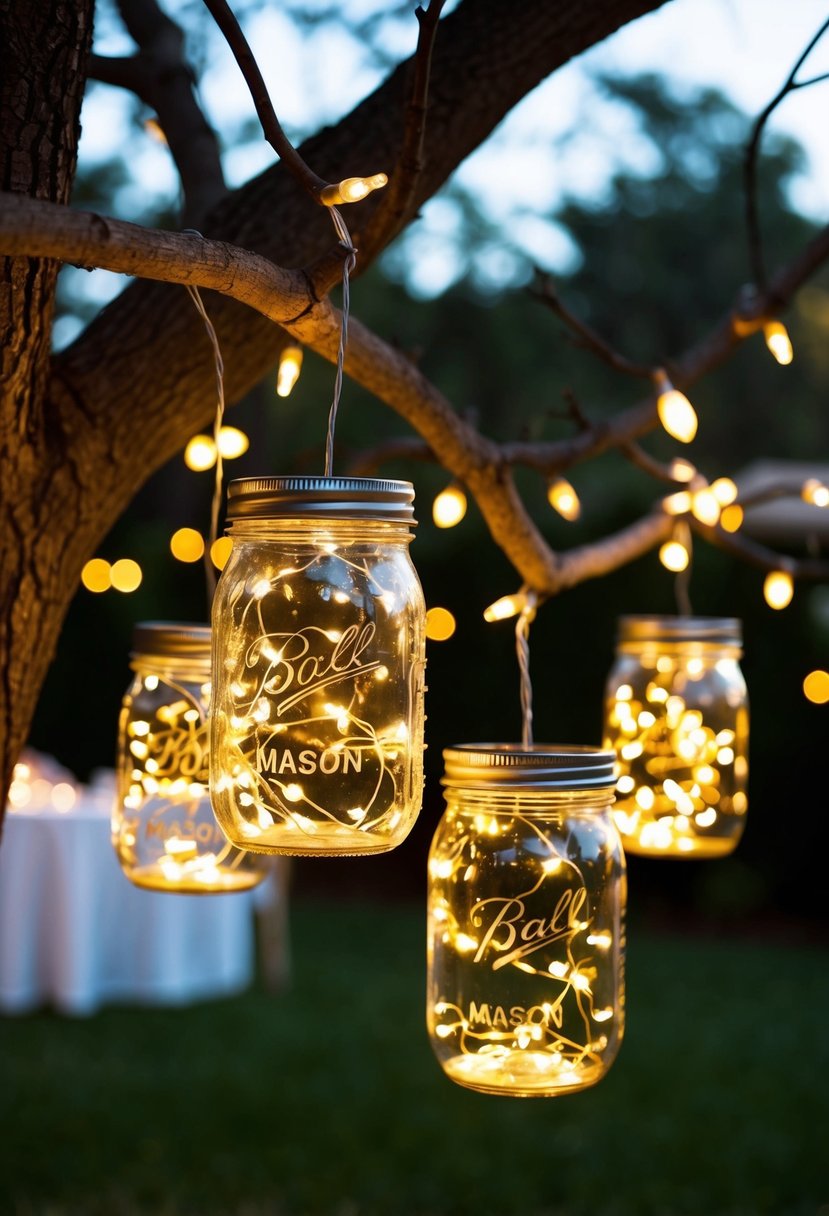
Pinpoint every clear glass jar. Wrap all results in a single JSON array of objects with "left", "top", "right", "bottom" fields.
[
  {"left": 210, "top": 477, "right": 426, "bottom": 856},
  {"left": 113, "top": 623, "right": 266, "bottom": 893},
  {"left": 603, "top": 616, "right": 749, "bottom": 858},
  {"left": 427, "top": 745, "right": 625, "bottom": 1097}
]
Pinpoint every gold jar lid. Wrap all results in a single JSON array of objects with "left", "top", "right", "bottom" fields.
[
  {"left": 131, "top": 622, "right": 211, "bottom": 659},
  {"left": 617, "top": 615, "right": 742, "bottom": 646},
  {"left": 442, "top": 744, "right": 617, "bottom": 790},
  {"left": 226, "top": 476, "right": 415, "bottom": 523}
]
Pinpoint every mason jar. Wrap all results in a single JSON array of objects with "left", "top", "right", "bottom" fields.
[
  {"left": 427, "top": 745, "right": 625, "bottom": 1097},
  {"left": 113, "top": 623, "right": 265, "bottom": 893},
  {"left": 210, "top": 477, "right": 426, "bottom": 856},
  {"left": 603, "top": 616, "right": 748, "bottom": 858}
]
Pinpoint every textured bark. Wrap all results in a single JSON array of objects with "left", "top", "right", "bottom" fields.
[
  {"left": 0, "top": 0, "right": 666, "bottom": 820},
  {"left": 0, "top": 0, "right": 94, "bottom": 828}
]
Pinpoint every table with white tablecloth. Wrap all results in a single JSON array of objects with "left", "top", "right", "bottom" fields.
[{"left": 0, "top": 789, "right": 259, "bottom": 1016}]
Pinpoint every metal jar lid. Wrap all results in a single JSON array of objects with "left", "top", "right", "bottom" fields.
[
  {"left": 226, "top": 476, "right": 416, "bottom": 523},
  {"left": 442, "top": 744, "right": 617, "bottom": 791},
  {"left": 617, "top": 615, "right": 742, "bottom": 646},
  {"left": 132, "top": 622, "right": 211, "bottom": 659}
]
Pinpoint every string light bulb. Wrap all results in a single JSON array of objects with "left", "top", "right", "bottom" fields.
[
  {"left": 110, "top": 559, "right": 142, "bottom": 593},
  {"left": 425, "top": 606, "right": 457, "bottom": 641},
  {"left": 691, "top": 488, "right": 721, "bottom": 527},
  {"left": 711, "top": 478, "right": 738, "bottom": 506},
  {"left": 210, "top": 537, "right": 233, "bottom": 570},
  {"left": 763, "top": 320, "right": 793, "bottom": 365},
  {"left": 217, "top": 426, "right": 249, "bottom": 459},
  {"left": 547, "top": 477, "right": 581, "bottom": 521},
  {"left": 483, "top": 593, "right": 526, "bottom": 623},
  {"left": 659, "top": 540, "right": 690, "bottom": 573},
  {"left": 320, "top": 173, "right": 388, "bottom": 206},
  {"left": 184, "top": 434, "right": 217, "bottom": 472},
  {"left": 432, "top": 483, "right": 467, "bottom": 529},
  {"left": 802, "top": 479, "right": 829, "bottom": 508},
  {"left": 81, "top": 558, "right": 112, "bottom": 593},
  {"left": 720, "top": 504, "right": 744, "bottom": 533},
  {"left": 663, "top": 491, "right": 692, "bottom": 515},
  {"left": 277, "top": 345, "right": 304, "bottom": 398},
  {"left": 803, "top": 669, "right": 829, "bottom": 704},
  {"left": 669, "top": 458, "right": 698, "bottom": 483},
  {"left": 170, "top": 528, "right": 205, "bottom": 563},
  {"left": 654, "top": 371, "right": 698, "bottom": 444},
  {"left": 763, "top": 570, "right": 794, "bottom": 610}
]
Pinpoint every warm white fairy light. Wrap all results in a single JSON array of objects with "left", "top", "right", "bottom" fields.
[
  {"left": 110, "top": 559, "right": 142, "bottom": 593},
  {"left": 483, "top": 593, "right": 525, "bottom": 623},
  {"left": 654, "top": 370, "right": 698, "bottom": 444},
  {"left": 663, "top": 491, "right": 692, "bottom": 516},
  {"left": 81, "top": 558, "right": 111, "bottom": 593},
  {"left": 425, "top": 606, "right": 456, "bottom": 641},
  {"left": 763, "top": 319, "right": 793, "bottom": 365},
  {"left": 803, "top": 669, "right": 829, "bottom": 704},
  {"left": 184, "top": 434, "right": 217, "bottom": 472},
  {"left": 276, "top": 346, "right": 304, "bottom": 398},
  {"left": 690, "top": 488, "right": 721, "bottom": 527},
  {"left": 720, "top": 504, "right": 744, "bottom": 533},
  {"left": 546, "top": 477, "right": 581, "bottom": 521},
  {"left": 432, "top": 484, "right": 467, "bottom": 528},
  {"left": 763, "top": 569, "right": 794, "bottom": 610},
  {"left": 669, "top": 458, "right": 697, "bottom": 483},
  {"left": 659, "top": 540, "right": 690, "bottom": 572},
  {"left": 216, "top": 426, "right": 249, "bottom": 459},
  {"left": 710, "top": 477, "right": 738, "bottom": 506},
  {"left": 802, "top": 478, "right": 829, "bottom": 508},
  {"left": 320, "top": 173, "right": 388, "bottom": 206},
  {"left": 170, "top": 528, "right": 205, "bottom": 563}
]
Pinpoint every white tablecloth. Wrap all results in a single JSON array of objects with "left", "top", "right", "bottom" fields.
[{"left": 0, "top": 795, "right": 257, "bottom": 1016}]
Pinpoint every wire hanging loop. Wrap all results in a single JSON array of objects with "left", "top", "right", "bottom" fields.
[
  {"left": 515, "top": 588, "right": 538, "bottom": 749},
  {"left": 183, "top": 271, "right": 226, "bottom": 606},
  {"left": 323, "top": 206, "right": 358, "bottom": 478},
  {"left": 674, "top": 519, "right": 693, "bottom": 617}
]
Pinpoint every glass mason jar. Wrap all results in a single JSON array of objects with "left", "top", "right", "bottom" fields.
[
  {"left": 113, "top": 623, "right": 266, "bottom": 893},
  {"left": 603, "top": 616, "right": 749, "bottom": 858},
  {"left": 210, "top": 476, "right": 426, "bottom": 856},
  {"left": 427, "top": 745, "right": 625, "bottom": 1098}
]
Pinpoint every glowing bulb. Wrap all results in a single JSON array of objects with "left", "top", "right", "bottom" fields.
[
  {"left": 170, "top": 527, "right": 205, "bottom": 563},
  {"left": 547, "top": 477, "right": 581, "bottom": 521},
  {"left": 144, "top": 117, "right": 167, "bottom": 144},
  {"left": 763, "top": 319, "right": 793, "bottom": 365},
  {"left": 81, "top": 558, "right": 111, "bottom": 593},
  {"left": 184, "top": 434, "right": 217, "bottom": 471},
  {"left": 763, "top": 570, "right": 793, "bottom": 610},
  {"left": 803, "top": 669, "right": 829, "bottom": 704},
  {"left": 210, "top": 537, "right": 233, "bottom": 569},
  {"left": 483, "top": 594, "right": 524, "bottom": 623},
  {"left": 655, "top": 372, "right": 698, "bottom": 443},
  {"left": 425, "top": 606, "right": 456, "bottom": 641},
  {"left": 320, "top": 173, "right": 388, "bottom": 205},
  {"left": 802, "top": 479, "right": 829, "bottom": 508},
  {"left": 669, "top": 458, "right": 697, "bottom": 483},
  {"left": 691, "top": 489, "right": 721, "bottom": 526},
  {"left": 720, "top": 504, "right": 743, "bottom": 533},
  {"left": 110, "top": 559, "right": 142, "bottom": 593},
  {"left": 276, "top": 346, "right": 303, "bottom": 397},
  {"left": 217, "top": 426, "right": 249, "bottom": 459},
  {"left": 659, "top": 541, "right": 690, "bottom": 572},
  {"left": 432, "top": 484, "right": 467, "bottom": 528},
  {"left": 711, "top": 478, "right": 738, "bottom": 506},
  {"left": 663, "top": 491, "right": 692, "bottom": 515}
]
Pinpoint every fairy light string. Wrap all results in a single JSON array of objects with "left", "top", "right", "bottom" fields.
[{"left": 323, "top": 205, "right": 358, "bottom": 477}]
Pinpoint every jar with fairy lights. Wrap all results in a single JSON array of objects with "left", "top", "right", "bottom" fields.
[
  {"left": 603, "top": 616, "right": 748, "bottom": 858},
  {"left": 209, "top": 477, "right": 426, "bottom": 856},
  {"left": 113, "top": 623, "right": 266, "bottom": 892},
  {"left": 427, "top": 745, "right": 625, "bottom": 1098}
]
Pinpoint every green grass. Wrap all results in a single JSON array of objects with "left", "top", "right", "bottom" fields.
[{"left": 1, "top": 900, "right": 827, "bottom": 1216}]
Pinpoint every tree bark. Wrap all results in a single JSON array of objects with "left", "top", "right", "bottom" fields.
[{"left": 0, "top": 0, "right": 94, "bottom": 828}]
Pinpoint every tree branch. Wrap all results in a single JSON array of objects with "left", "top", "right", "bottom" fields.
[
  {"left": 693, "top": 520, "right": 829, "bottom": 580},
  {"left": 93, "top": 0, "right": 226, "bottom": 225},
  {"left": 530, "top": 273, "right": 653, "bottom": 378},
  {"left": 346, "top": 436, "right": 435, "bottom": 476}
]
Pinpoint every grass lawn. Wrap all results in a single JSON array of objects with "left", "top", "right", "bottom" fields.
[{"left": 1, "top": 898, "right": 827, "bottom": 1216}]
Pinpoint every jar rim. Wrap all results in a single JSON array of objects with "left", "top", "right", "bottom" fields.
[
  {"left": 442, "top": 743, "right": 617, "bottom": 791},
  {"left": 617, "top": 615, "right": 742, "bottom": 645},
  {"left": 226, "top": 476, "right": 416, "bottom": 524},
  {"left": 132, "top": 621, "right": 211, "bottom": 660}
]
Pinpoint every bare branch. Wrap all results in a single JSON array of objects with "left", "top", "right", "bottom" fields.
[
  {"left": 555, "top": 513, "right": 674, "bottom": 591},
  {"left": 346, "top": 436, "right": 435, "bottom": 476},
  {"left": 530, "top": 273, "right": 653, "bottom": 378},
  {"left": 620, "top": 442, "right": 684, "bottom": 486},
  {"left": 360, "top": 0, "right": 447, "bottom": 259},
  {"left": 693, "top": 520, "right": 829, "bottom": 580},
  {"left": 200, "top": 0, "right": 328, "bottom": 202},
  {"left": 98, "top": 0, "right": 226, "bottom": 225},
  {"left": 744, "top": 15, "right": 829, "bottom": 289}
]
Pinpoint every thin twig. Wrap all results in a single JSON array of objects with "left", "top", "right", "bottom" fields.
[
  {"left": 200, "top": 0, "right": 328, "bottom": 201},
  {"left": 346, "top": 436, "right": 435, "bottom": 476},
  {"left": 693, "top": 519, "right": 829, "bottom": 580},
  {"left": 620, "top": 441, "right": 687, "bottom": 486},
  {"left": 530, "top": 272, "right": 654, "bottom": 379},
  {"left": 744, "top": 15, "right": 829, "bottom": 289},
  {"left": 361, "top": 0, "right": 446, "bottom": 257}
]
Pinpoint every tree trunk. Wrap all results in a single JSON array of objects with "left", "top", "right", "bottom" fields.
[{"left": 0, "top": 0, "right": 94, "bottom": 828}]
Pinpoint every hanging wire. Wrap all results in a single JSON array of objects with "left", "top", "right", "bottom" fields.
[
  {"left": 515, "top": 589, "right": 538, "bottom": 748},
  {"left": 674, "top": 519, "right": 693, "bottom": 616},
  {"left": 323, "top": 206, "right": 358, "bottom": 477},
  {"left": 184, "top": 277, "right": 225, "bottom": 604}
]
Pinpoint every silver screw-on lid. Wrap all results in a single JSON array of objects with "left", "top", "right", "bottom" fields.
[
  {"left": 132, "top": 622, "right": 211, "bottom": 659},
  {"left": 442, "top": 744, "right": 617, "bottom": 790},
  {"left": 617, "top": 615, "right": 742, "bottom": 646},
  {"left": 226, "top": 476, "right": 416, "bottom": 523}
]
